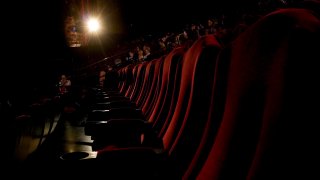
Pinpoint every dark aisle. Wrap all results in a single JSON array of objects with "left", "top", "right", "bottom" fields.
[
  {"left": 9, "top": 113, "right": 101, "bottom": 178},
  {"left": 25, "top": 113, "right": 95, "bottom": 161}
]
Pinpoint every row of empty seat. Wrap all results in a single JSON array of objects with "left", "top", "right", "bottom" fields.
[
  {"left": 80, "top": 6, "right": 320, "bottom": 179},
  {"left": 6, "top": 5, "right": 319, "bottom": 179}
]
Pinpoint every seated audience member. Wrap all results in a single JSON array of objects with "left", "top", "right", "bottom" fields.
[{"left": 58, "top": 74, "right": 71, "bottom": 95}]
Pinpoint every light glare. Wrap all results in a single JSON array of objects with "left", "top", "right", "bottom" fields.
[{"left": 87, "top": 18, "right": 100, "bottom": 33}]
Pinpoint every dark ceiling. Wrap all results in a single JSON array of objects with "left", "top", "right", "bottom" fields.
[
  {"left": 2, "top": 0, "right": 258, "bottom": 76},
  {"left": 6, "top": 0, "right": 259, "bottom": 54},
  {"left": 0, "top": 0, "right": 290, "bottom": 97}
]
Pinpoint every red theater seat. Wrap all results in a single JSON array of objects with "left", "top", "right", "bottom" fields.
[{"left": 196, "top": 7, "right": 320, "bottom": 180}]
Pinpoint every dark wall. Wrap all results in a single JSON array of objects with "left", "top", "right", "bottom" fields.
[
  {"left": 1, "top": 0, "right": 68, "bottom": 100},
  {"left": 1, "top": 0, "right": 261, "bottom": 100}
]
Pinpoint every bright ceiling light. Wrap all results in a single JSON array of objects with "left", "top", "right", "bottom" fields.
[{"left": 87, "top": 18, "right": 100, "bottom": 33}]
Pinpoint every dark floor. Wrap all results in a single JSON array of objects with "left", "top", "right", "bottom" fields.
[
  {"left": 25, "top": 113, "right": 96, "bottom": 161},
  {"left": 6, "top": 112, "right": 99, "bottom": 178},
  {"left": 10, "top": 110, "right": 165, "bottom": 179}
]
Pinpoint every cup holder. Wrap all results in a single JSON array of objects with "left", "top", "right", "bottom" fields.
[{"left": 60, "top": 152, "right": 90, "bottom": 160}]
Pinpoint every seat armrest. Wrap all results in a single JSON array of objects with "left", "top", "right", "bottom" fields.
[
  {"left": 91, "top": 101, "right": 136, "bottom": 110},
  {"left": 95, "top": 96, "right": 130, "bottom": 103},
  {"left": 87, "top": 108, "right": 144, "bottom": 121},
  {"left": 73, "top": 147, "right": 168, "bottom": 178},
  {"left": 97, "top": 146, "right": 166, "bottom": 160},
  {"left": 85, "top": 119, "right": 146, "bottom": 136}
]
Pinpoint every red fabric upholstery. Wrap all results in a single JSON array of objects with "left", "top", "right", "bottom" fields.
[
  {"left": 136, "top": 60, "right": 155, "bottom": 107},
  {"left": 97, "top": 35, "right": 221, "bottom": 178},
  {"left": 142, "top": 57, "right": 165, "bottom": 117},
  {"left": 163, "top": 35, "right": 221, "bottom": 176},
  {"left": 163, "top": 35, "right": 221, "bottom": 152},
  {"left": 119, "top": 64, "right": 134, "bottom": 95},
  {"left": 197, "top": 8, "right": 320, "bottom": 180},
  {"left": 129, "top": 62, "right": 147, "bottom": 102},
  {"left": 148, "top": 47, "right": 185, "bottom": 131},
  {"left": 125, "top": 65, "right": 138, "bottom": 97},
  {"left": 183, "top": 47, "right": 231, "bottom": 179}
]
